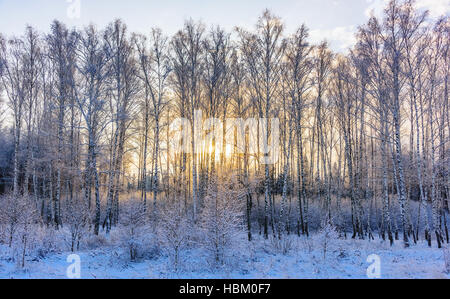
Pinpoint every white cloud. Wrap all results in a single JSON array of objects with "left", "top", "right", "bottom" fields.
[
  {"left": 309, "top": 26, "right": 357, "bottom": 52},
  {"left": 321, "top": 0, "right": 450, "bottom": 52},
  {"left": 364, "top": 0, "right": 450, "bottom": 19},
  {"left": 364, "top": 0, "right": 389, "bottom": 18},
  {"left": 415, "top": 0, "right": 450, "bottom": 18}
]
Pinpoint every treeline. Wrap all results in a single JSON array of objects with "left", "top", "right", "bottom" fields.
[{"left": 0, "top": 0, "right": 448, "bottom": 251}]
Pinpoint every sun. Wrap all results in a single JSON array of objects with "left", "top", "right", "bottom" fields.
[{"left": 225, "top": 144, "right": 232, "bottom": 158}]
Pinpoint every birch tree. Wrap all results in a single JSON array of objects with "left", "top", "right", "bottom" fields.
[
  {"left": 284, "top": 25, "right": 312, "bottom": 236},
  {"left": 134, "top": 28, "right": 170, "bottom": 213},
  {"left": 46, "top": 21, "right": 77, "bottom": 228},
  {"left": 0, "top": 36, "right": 25, "bottom": 198},
  {"left": 171, "top": 20, "right": 205, "bottom": 222},
  {"left": 104, "top": 20, "right": 139, "bottom": 232},
  {"left": 75, "top": 25, "right": 109, "bottom": 235},
  {"left": 238, "top": 10, "right": 285, "bottom": 239}
]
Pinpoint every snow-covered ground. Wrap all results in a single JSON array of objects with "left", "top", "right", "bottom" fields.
[{"left": 0, "top": 234, "right": 448, "bottom": 279}]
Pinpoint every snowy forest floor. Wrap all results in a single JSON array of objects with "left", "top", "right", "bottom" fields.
[{"left": 0, "top": 233, "right": 449, "bottom": 279}]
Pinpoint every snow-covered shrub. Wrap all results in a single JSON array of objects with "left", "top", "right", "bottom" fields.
[
  {"left": 0, "top": 194, "right": 22, "bottom": 247},
  {"left": 269, "top": 235, "right": 294, "bottom": 255},
  {"left": 62, "top": 195, "right": 90, "bottom": 252},
  {"left": 315, "top": 219, "right": 340, "bottom": 260},
  {"left": 0, "top": 195, "right": 40, "bottom": 267},
  {"left": 198, "top": 174, "right": 246, "bottom": 267},
  {"left": 0, "top": 195, "right": 66, "bottom": 262},
  {"left": 300, "top": 235, "right": 314, "bottom": 253},
  {"left": 34, "top": 226, "right": 68, "bottom": 258},
  {"left": 157, "top": 202, "right": 191, "bottom": 271},
  {"left": 116, "top": 199, "right": 149, "bottom": 261},
  {"left": 84, "top": 232, "right": 110, "bottom": 250}
]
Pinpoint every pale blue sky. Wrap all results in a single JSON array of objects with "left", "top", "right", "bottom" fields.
[{"left": 0, "top": 0, "right": 448, "bottom": 51}]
